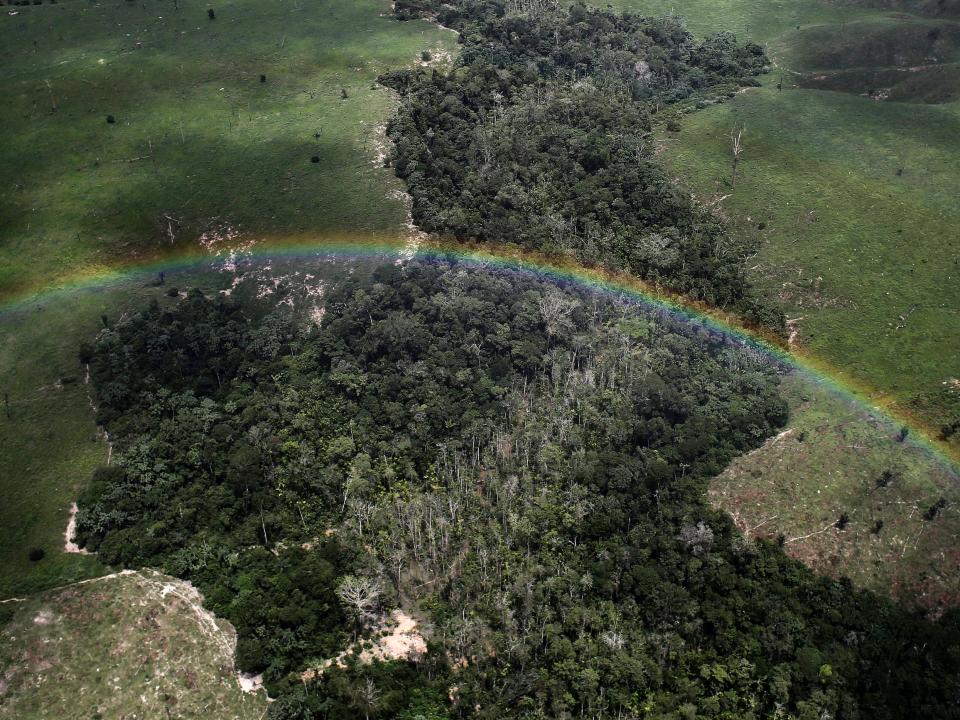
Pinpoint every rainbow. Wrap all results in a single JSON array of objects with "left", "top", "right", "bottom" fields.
[{"left": 2, "top": 232, "right": 957, "bottom": 471}]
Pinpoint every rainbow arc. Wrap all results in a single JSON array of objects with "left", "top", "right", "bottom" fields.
[{"left": 2, "top": 232, "right": 956, "bottom": 470}]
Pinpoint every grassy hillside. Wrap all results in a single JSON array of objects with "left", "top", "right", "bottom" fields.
[
  {"left": 712, "top": 373, "right": 960, "bottom": 614},
  {"left": 614, "top": 0, "right": 960, "bottom": 454},
  {"left": 604, "top": 0, "right": 880, "bottom": 40},
  {"left": 0, "top": 0, "right": 455, "bottom": 300},
  {"left": 0, "top": 570, "right": 267, "bottom": 719}
]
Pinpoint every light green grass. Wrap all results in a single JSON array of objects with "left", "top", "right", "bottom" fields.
[
  {"left": 606, "top": 0, "right": 884, "bottom": 42},
  {"left": 0, "top": 570, "right": 267, "bottom": 719},
  {"left": 612, "top": 0, "right": 960, "bottom": 449},
  {"left": 0, "top": 0, "right": 455, "bottom": 300},
  {"left": 660, "top": 84, "right": 960, "bottom": 436}
]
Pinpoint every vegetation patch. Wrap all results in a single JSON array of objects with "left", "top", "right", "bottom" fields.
[
  {"left": 0, "top": 569, "right": 267, "bottom": 720},
  {"left": 58, "top": 258, "right": 960, "bottom": 718},
  {"left": 385, "top": 0, "right": 777, "bottom": 326},
  {"left": 712, "top": 372, "right": 960, "bottom": 614}
]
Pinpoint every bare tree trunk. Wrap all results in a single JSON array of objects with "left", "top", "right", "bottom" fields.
[{"left": 730, "top": 124, "right": 745, "bottom": 187}]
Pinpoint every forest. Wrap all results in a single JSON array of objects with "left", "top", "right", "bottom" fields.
[
  {"left": 382, "top": 0, "right": 779, "bottom": 327},
  {"left": 75, "top": 261, "right": 960, "bottom": 720}
]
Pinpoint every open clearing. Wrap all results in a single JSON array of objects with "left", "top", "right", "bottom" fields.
[
  {"left": 0, "top": 0, "right": 456, "bottom": 301},
  {"left": 712, "top": 373, "right": 960, "bottom": 614},
  {"left": 0, "top": 569, "right": 267, "bottom": 719},
  {"left": 616, "top": 0, "right": 960, "bottom": 455}
]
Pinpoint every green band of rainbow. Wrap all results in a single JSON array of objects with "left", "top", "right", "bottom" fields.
[{"left": 2, "top": 232, "right": 957, "bottom": 471}]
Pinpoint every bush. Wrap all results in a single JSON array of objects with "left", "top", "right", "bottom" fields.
[
  {"left": 28, "top": 547, "right": 45, "bottom": 562},
  {"left": 666, "top": 119, "right": 682, "bottom": 132}
]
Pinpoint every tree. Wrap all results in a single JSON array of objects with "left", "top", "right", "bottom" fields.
[
  {"left": 335, "top": 575, "right": 382, "bottom": 628},
  {"left": 351, "top": 678, "right": 381, "bottom": 720},
  {"left": 730, "top": 124, "right": 745, "bottom": 187}
]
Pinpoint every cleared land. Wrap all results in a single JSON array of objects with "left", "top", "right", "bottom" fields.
[
  {"left": 0, "top": 0, "right": 455, "bottom": 300},
  {"left": 614, "top": 0, "right": 960, "bottom": 453},
  {"left": 712, "top": 373, "right": 960, "bottom": 614},
  {"left": 0, "top": 569, "right": 267, "bottom": 719}
]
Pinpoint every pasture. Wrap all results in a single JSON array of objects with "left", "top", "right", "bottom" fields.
[
  {"left": 0, "top": 0, "right": 455, "bottom": 300},
  {"left": 618, "top": 0, "right": 960, "bottom": 454}
]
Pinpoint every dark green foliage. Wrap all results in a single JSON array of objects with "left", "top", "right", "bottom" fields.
[
  {"left": 27, "top": 548, "right": 45, "bottom": 562},
  {"left": 877, "top": 469, "right": 895, "bottom": 487},
  {"left": 381, "top": 0, "right": 778, "bottom": 327},
  {"left": 925, "top": 497, "right": 947, "bottom": 521},
  {"left": 76, "top": 261, "right": 960, "bottom": 718}
]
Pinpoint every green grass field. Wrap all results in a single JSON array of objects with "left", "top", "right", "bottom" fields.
[
  {"left": 0, "top": 570, "right": 267, "bottom": 719},
  {"left": 0, "top": 0, "right": 453, "bottom": 599},
  {"left": 0, "top": 0, "right": 455, "bottom": 300},
  {"left": 616, "top": 0, "right": 960, "bottom": 453},
  {"left": 712, "top": 373, "right": 960, "bottom": 613}
]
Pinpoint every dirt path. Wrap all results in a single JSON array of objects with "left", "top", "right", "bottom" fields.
[{"left": 63, "top": 502, "right": 90, "bottom": 555}]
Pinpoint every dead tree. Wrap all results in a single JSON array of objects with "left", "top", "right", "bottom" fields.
[{"left": 730, "top": 124, "right": 745, "bottom": 188}]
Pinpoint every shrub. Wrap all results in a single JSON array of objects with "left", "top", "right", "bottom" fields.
[
  {"left": 28, "top": 547, "right": 45, "bottom": 562},
  {"left": 925, "top": 497, "right": 947, "bottom": 521}
]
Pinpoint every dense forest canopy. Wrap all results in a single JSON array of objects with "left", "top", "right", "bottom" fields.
[
  {"left": 381, "top": 0, "right": 779, "bottom": 328},
  {"left": 76, "top": 260, "right": 960, "bottom": 720}
]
